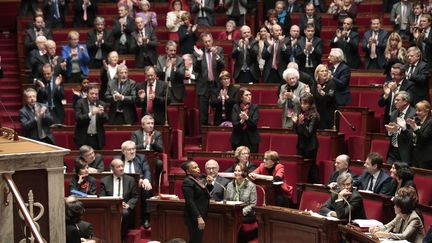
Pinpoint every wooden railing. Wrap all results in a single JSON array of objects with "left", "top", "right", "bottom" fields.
[{"left": 2, "top": 173, "right": 45, "bottom": 243}]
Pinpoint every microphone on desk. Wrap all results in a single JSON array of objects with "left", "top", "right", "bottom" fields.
[
  {"left": 213, "top": 179, "right": 227, "bottom": 204},
  {"left": 255, "top": 184, "right": 266, "bottom": 207},
  {"left": 333, "top": 110, "right": 356, "bottom": 132},
  {"left": 328, "top": 189, "right": 352, "bottom": 224},
  {"left": 0, "top": 97, "right": 19, "bottom": 141}
]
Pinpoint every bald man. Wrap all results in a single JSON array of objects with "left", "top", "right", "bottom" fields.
[
  {"left": 328, "top": 154, "right": 358, "bottom": 188},
  {"left": 232, "top": 25, "right": 261, "bottom": 83},
  {"left": 205, "top": 159, "right": 230, "bottom": 201}
]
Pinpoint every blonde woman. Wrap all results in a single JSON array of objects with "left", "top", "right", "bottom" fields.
[
  {"left": 384, "top": 32, "right": 406, "bottom": 80},
  {"left": 311, "top": 64, "right": 337, "bottom": 129}
]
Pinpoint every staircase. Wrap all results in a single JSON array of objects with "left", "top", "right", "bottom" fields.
[{"left": 0, "top": 32, "right": 22, "bottom": 133}]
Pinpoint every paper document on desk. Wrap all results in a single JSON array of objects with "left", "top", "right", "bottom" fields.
[
  {"left": 215, "top": 201, "right": 244, "bottom": 205},
  {"left": 379, "top": 239, "right": 410, "bottom": 243},
  {"left": 308, "top": 211, "right": 339, "bottom": 221},
  {"left": 352, "top": 219, "right": 383, "bottom": 228}
]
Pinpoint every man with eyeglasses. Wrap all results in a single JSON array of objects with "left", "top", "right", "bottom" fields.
[{"left": 205, "top": 159, "right": 230, "bottom": 201}]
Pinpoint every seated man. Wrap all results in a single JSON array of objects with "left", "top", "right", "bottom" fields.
[
  {"left": 100, "top": 159, "right": 138, "bottom": 239},
  {"left": 353, "top": 152, "right": 393, "bottom": 196},
  {"left": 320, "top": 173, "right": 366, "bottom": 222},
  {"left": 115, "top": 140, "right": 152, "bottom": 229},
  {"left": 205, "top": 159, "right": 230, "bottom": 201},
  {"left": 65, "top": 196, "right": 96, "bottom": 243},
  {"left": 77, "top": 145, "right": 104, "bottom": 173},
  {"left": 328, "top": 154, "right": 358, "bottom": 187}
]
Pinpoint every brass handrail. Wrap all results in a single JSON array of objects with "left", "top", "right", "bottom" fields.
[{"left": 2, "top": 173, "right": 44, "bottom": 243}]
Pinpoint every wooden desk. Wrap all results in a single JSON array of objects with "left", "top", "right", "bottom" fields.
[
  {"left": 77, "top": 197, "right": 123, "bottom": 243},
  {"left": 148, "top": 198, "right": 244, "bottom": 243},
  {"left": 338, "top": 225, "right": 379, "bottom": 243},
  {"left": 254, "top": 206, "right": 341, "bottom": 243}
]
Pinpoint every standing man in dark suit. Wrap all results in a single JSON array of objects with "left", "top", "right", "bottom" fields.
[
  {"left": 44, "top": 0, "right": 67, "bottom": 29},
  {"left": 73, "top": 0, "right": 98, "bottom": 28},
  {"left": 262, "top": 24, "right": 291, "bottom": 84},
  {"left": 19, "top": 88, "right": 55, "bottom": 144},
  {"left": 384, "top": 91, "right": 416, "bottom": 164},
  {"left": 36, "top": 63, "right": 65, "bottom": 124},
  {"left": 299, "top": 3, "right": 322, "bottom": 37},
  {"left": 112, "top": 3, "right": 135, "bottom": 54},
  {"left": 130, "top": 16, "right": 158, "bottom": 68},
  {"left": 115, "top": 140, "right": 153, "bottom": 229},
  {"left": 182, "top": 161, "right": 211, "bottom": 243},
  {"left": 193, "top": 32, "right": 225, "bottom": 125},
  {"left": 353, "top": 152, "right": 393, "bottom": 196},
  {"left": 297, "top": 24, "right": 323, "bottom": 77},
  {"left": 156, "top": 41, "right": 186, "bottom": 103},
  {"left": 362, "top": 17, "right": 388, "bottom": 70},
  {"left": 86, "top": 16, "right": 113, "bottom": 69},
  {"left": 191, "top": 0, "right": 215, "bottom": 26},
  {"left": 74, "top": 84, "right": 108, "bottom": 150},
  {"left": 330, "top": 17, "right": 361, "bottom": 69},
  {"left": 411, "top": 14, "right": 432, "bottom": 64},
  {"left": 329, "top": 48, "right": 351, "bottom": 106},
  {"left": 29, "top": 36, "right": 49, "bottom": 81},
  {"left": 232, "top": 25, "right": 261, "bottom": 84},
  {"left": 105, "top": 64, "right": 137, "bottom": 125},
  {"left": 77, "top": 145, "right": 105, "bottom": 172},
  {"left": 405, "top": 46, "right": 430, "bottom": 105},
  {"left": 100, "top": 159, "right": 138, "bottom": 239},
  {"left": 45, "top": 40, "right": 67, "bottom": 77},
  {"left": 136, "top": 66, "right": 170, "bottom": 125},
  {"left": 24, "top": 16, "right": 52, "bottom": 68},
  {"left": 378, "top": 63, "right": 415, "bottom": 124},
  {"left": 285, "top": 0, "right": 303, "bottom": 13},
  {"left": 204, "top": 159, "right": 230, "bottom": 201}
]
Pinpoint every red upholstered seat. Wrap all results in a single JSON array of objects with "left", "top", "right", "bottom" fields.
[
  {"left": 171, "top": 129, "right": 183, "bottom": 159},
  {"left": 256, "top": 90, "right": 278, "bottom": 105},
  {"left": 64, "top": 155, "right": 76, "bottom": 172},
  {"left": 422, "top": 207, "right": 432, "bottom": 231},
  {"left": 339, "top": 111, "right": 363, "bottom": 140},
  {"left": 282, "top": 162, "right": 300, "bottom": 204},
  {"left": 206, "top": 131, "right": 232, "bottom": 152},
  {"left": 349, "top": 166, "right": 364, "bottom": 179},
  {"left": 268, "top": 134, "right": 297, "bottom": 155},
  {"left": 413, "top": 175, "right": 432, "bottom": 205},
  {"left": 53, "top": 131, "right": 75, "bottom": 149},
  {"left": 298, "top": 190, "right": 329, "bottom": 212},
  {"left": 173, "top": 179, "right": 184, "bottom": 199},
  {"left": 319, "top": 160, "right": 335, "bottom": 184},
  {"left": 363, "top": 197, "right": 384, "bottom": 221},
  {"left": 258, "top": 109, "right": 282, "bottom": 128},
  {"left": 64, "top": 178, "right": 71, "bottom": 197},
  {"left": 316, "top": 136, "right": 333, "bottom": 163},
  {"left": 104, "top": 130, "right": 133, "bottom": 150},
  {"left": 347, "top": 91, "right": 360, "bottom": 106},
  {"left": 369, "top": 139, "right": 389, "bottom": 164},
  {"left": 347, "top": 136, "right": 366, "bottom": 161},
  {"left": 257, "top": 134, "right": 272, "bottom": 153}
]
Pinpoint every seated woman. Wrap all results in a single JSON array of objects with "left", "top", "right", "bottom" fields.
[
  {"left": 69, "top": 158, "right": 97, "bottom": 196},
  {"left": 166, "top": 0, "right": 187, "bottom": 41},
  {"left": 226, "top": 146, "right": 257, "bottom": 173},
  {"left": 369, "top": 186, "right": 424, "bottom": 243},
  {"left": 217, "top": 20, "right": 241, "bottom": 41},
  {"left": 61, "top": 31, "right": 90, "bottom": 83},
  {"left": 320, "top": 173, "right": 366, "bottom": 222},
  {"left": 210, "top": 70, "right": 239, "bottom": 126},
  {"left": 389, "top": 161, "right": 416, "bottom": 196},
  {"left": 249, "top": 150, "right": 293, "bottom": 207},
  {"left": 65, "top": 196, "right": 96, "bottom": 243}
]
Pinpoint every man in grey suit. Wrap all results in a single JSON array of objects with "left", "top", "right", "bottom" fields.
[
  {"left": 100, "top": 159, "right": 138, "bottom": 239},
  {"left": 156, "top": 41, "right": 185, "bottom": 103},
  {"left": 205, "top": 159, "right": 230, "bottom": 201},
  {"left": 191, "top": 0, "right": 215, "bottom": 26},
  {"left": 390, "top": 0, "right": 413, "bottom": 37}
]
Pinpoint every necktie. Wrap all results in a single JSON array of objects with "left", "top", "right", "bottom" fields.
[
  {"left": 118, "top": 82, "right": 123, "bottom": 93},
  {"left": 147, "top": 82, "right": 154, "bottom": 114},
  {"left": 391, "top": 112, "right": 404, "bottom": 146},
  {"left": 83, "top": 3, "right": 87, "bottom": 21},
  {"left": 367, "top": 176, "right": 374, "bottom": 191},
  {"left": 272, "top": 41, "right": 279, "bottom": 69},
  {"left": 54, "top": 0, "right": 60, "bottom": 19},
  {"left": 207, "top": 51, "right": 214, "bottom": 81},
  {"left": 370, "top": 32, "right": 377, "bottom": 59},
  {"left": 128, "top": 161, "right": 133, "bottom": 173},
  {"left": 117, "top": 177, "right": 121, "bottom": 196},
  {"left": 408, "top": 65, "right": 415, "bottom": 78}
]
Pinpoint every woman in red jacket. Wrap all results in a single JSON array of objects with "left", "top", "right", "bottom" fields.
[{"left": 249, "top": 150, "right": 293, "bottom": 207}]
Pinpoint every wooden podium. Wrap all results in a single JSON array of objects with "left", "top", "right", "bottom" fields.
[
  {"left": 0, "top": 136, "right": 69, "bottom": 242},
  {"left": 148, "top": 198, "right": 244, "bottom": 243}
]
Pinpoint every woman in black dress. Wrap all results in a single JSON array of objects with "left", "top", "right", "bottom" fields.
[
  {"left": 210, "top": 70, "right": 239, "bottom": 126},
  {"left": 182, "top": 161, "right": 211, "bottom": 243},
  {"left": 311, "top": 64, "right": 337, "bottom": 129}
]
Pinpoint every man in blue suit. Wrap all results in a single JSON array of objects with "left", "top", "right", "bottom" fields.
[
  {"left": 329, "top": 48, "right": 351, "bottom": 106},
  {"left": 353, "top": 152, "right": 393, "bottom": 196}
]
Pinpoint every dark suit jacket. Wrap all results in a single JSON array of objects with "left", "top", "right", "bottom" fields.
[
  {"left": 76, "top": 220, "right": 93, "bottom": 239},
  {"left": 362, "top": 29, "right": 388, "bottom": 69},
  {"left": 81, "top": 153, "right": 105, "bottom": 172},
  {"left": 130, "top": 27, "right": 158, "bottom": 67},
  {"left": 69, "top": 175, "right": 97, "bottom": 195},
  {"left": 73, "top": 98, "right": 108, "bottom": 149},
  {"left": 19, "top": 103, "right": 54, "bottom": 142},
  {"left": 29, "top": 49, "right": 49, "bottom": 79},
  {"left": 410, "top": 28, "right": 432, "bottom": 64},
  {"left": 378, "top": 79, "right": 415, "bottom": 124},
  {"left": 328, "top": 170, "right": 358, "bottom": 184},
  {"left": 210, "top": 85, "right": 239, "bottom": 126},
  {"left": 294, "top": 113, "right": 319, "bottom": 154},
  {"left": 299, "top": 14, "right": 322, "bottom": 37},
  {"left": 311, "top": 79, "right": 337, "bottom": 129},
  {"left": 115, "top": 153, "right": 151, "bottom": 181},
  {"left": 262, "top": 38, "right": 291, "bottom": 83},
  {"left": 131, "top": 129, "right": 163, "bottom": 152},
  {"left": 232, "top": 39, "right": 261, "bottom": 82},
  {"left": 330, "top": 30, "right": 362, "bottom": 69},
  {"left": 86, "top": 29, "right": 113, "bottom": 67},
  {"left": 135, "top": 80, "right": 169, "bottom": 125},
  {"left": 413, "top": 116, "right": 432, "bottom": 169},
  {"left": 194, "top": 46, "right": 225, "bottom": 95},
  {"left": 24, "top": 27, "right": 52, "bottom": 54},
  {"left": 354, "top": 169, "right": 393, "bottom": 196},
  {"left": 182, "top": 175, "right": 211, "bottom": 221},
  {"left": 156, "top": 55, "right": 185, "bottom": 103},
  {"left": 44, "top": 0, "right": 67, "bottom": 28},
  {"left": 225, "top": 161, "right": 257, "bottom": 173},
  {"left": 36, "top": 77, "right": 65, "bottom": 124},
  {"left": 296, "top": 36, "right": 323, "bottom": 72},
  {"left": 100, "top": 174, "right": 138, "bottom": 210},
  {"left": 406, "top": 61, "right": 430, "bottom": 105},
  {"left": 388, "top": 106, "right": 416, "bottom": 163},
  {"left": 66, "top": 223, "right": 81, "bottom": 243},
  {"left": 320, "top": 189, "right": 366, "bottom": 221},
  {"left": 284, "top": 1, "right": 303, "bottom": 13},
  {"left": 190, "top": 0, "right": 215, "bottom": 26},
  {"left": 105, "top": 78, "right": 137, "bottom": 125},
  {"left": 178, "top": 24, "right": 199, "bottom": 54},
  {"left": 206, "top": 175, "right": 230, "bottom": 201},
  {"left": 73, "top": 0, "right": 98, "bottom": 27},
  {"left": 332, "top": 62, "right": 352, "bottom": 106},
  {"left": 112, "top": 16, "right": 135, "bottom": 53},
  {"left": 231, "top": 103, "right": 260, "bottom": 147}
]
